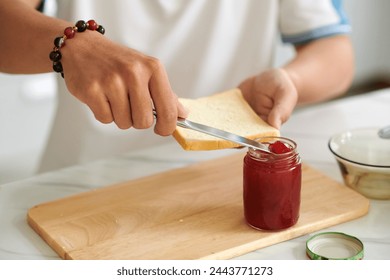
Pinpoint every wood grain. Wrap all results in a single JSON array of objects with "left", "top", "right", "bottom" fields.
[{"left": 27, "top": 153, "right": 370, "bottom": 259}]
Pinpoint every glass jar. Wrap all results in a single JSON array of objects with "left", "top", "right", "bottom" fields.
[{"left": 243, "top": 137, "right": 301, "bottom": 230}]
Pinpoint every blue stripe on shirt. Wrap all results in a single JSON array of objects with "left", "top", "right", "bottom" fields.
[
  {"left": 282, "top": 0, "right": 351, "bottom": 45},
  {"left": 282, "top": 24, "right": 351, "bottom": 45},
  {"left": 332, "top": 0, "right": 349, "bottom": 25}
]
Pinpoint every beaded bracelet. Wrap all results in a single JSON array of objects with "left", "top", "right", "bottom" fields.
[{"left": 49, "top": 19, "right": 105, "bottom": 78}]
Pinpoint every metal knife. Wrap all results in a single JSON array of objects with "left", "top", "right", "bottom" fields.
[{"left": 153, "top": 109, "right": 271, "bottom": 153}]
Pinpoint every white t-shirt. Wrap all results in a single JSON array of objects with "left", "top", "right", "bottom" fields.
[{"left": 39, "top": 0, "right": 350, "bottom": 172}]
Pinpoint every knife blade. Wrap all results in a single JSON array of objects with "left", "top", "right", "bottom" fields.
[{"left": 153, "top": 109, "right": 271, "bottom": 153}]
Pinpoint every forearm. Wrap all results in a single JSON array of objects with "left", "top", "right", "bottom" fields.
[
  {"left": 283, "top": 35, "right": 354, "bottom": 104},
  {"left": 0, "top": 0, "right": 71, "bottom": 73}
]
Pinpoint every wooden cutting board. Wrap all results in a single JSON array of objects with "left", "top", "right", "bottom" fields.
[{"left": 27, "top": 153, "right": 369, "bottom": 260}]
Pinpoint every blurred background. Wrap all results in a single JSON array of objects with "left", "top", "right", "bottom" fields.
[{"left": 1, "top": 0, "right": 390, "bottom": 184}]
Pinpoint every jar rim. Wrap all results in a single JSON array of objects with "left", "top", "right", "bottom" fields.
[{"left": 248, "top": 136, "right": 298, "bottom": 160}]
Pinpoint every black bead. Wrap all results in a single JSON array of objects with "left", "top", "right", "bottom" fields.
[
  {"left": 75, "top": 20, "right": 87, "bottom": 32},
  {"left": 97, "top": 25, "right": 105, "bottom": 35},
  {"left": 49, "top": 50, "right": 62, "bottom": 62},
  {"left": 54, "top": 36, "right": 65, "bottom": 48},
  {"left": 53, "top": 62, "right": 63, "bottom": 73}
]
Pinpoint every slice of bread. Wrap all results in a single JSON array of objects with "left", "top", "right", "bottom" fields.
[{"left": 172, "top": 88, "right": 280, "bottom": 150}]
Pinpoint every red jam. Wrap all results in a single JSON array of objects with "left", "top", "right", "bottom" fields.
[
  {"left": 269, "top": 140, "right": 292, "bottom": 154},
  {"left": 243, "top": 137, "right": 301, "bottom": 230}
]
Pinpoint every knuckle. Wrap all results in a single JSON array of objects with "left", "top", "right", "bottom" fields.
[
  {"left": 121, "top": 55, "right": 165, "bottom": 86},
  {"left": 132, "top": 115, "right": 154, "bottom": 129},
  {"left": 154, "top": 126, "right": 175, "bottom": 136},
  {"left": 94, "top": 112, "right": 113, "bottom": 124},
  {"left": 86, "top": 99, "right": 114, "bottom": 124},
  {"left": 101, "top": 72, "right": 122, "bottom": 88},
  {"left": 161, "top": 110, "right": 177, "bottom": 123},
  {"left": 154, "top": 112, "right": 177, "bottom": 136},
  {"left": 116, "top": 120, "right": 132, "bottom": 130},
  {"left": 145, "top": 56, "right": 162, "bottom": 70},
  {"left": 129, "top": 56, "right": 163, "bottom": 74}
]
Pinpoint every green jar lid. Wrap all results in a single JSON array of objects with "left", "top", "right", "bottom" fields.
[{"left": 306, "top": 232, "right": 364, "bottom": 260}]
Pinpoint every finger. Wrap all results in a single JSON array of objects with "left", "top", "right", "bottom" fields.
[
  {"left": 127, "top": 81, "right": 154, "bottom": 129},
  {"left": 268, "top": 95, "right": 295, "bottom": 129},
  {"left": 105, "top": 77, "right": 133, "bottom": 129},
  {"left": 267, "top": 109, "right": 283, "bottom": 129},
  {"left": 258, "top": 114, "right": 270, "bottom": 124},
  {"left": 148, "top": 61, "right": 178, "bottom": 136},
  {"left": 254, "top": 98, "right": 273, "bottom": 116},
  {"left": 176, "top": 98, "right": 189, "bottom": 119},
  {"left": 85, "top": 93, "right": 114, "bottom": 124},
  {"left": 268, "top": 92, "right": 298, "bottom": 130},
  {"left": 246, "top": 93, "right": 273, "bottom": 118},
  {"left": 238, "top": 77, "right": 274, "bottom": 116}
]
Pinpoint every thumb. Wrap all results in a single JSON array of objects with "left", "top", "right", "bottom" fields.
[
  {"left": 268, "top": 97, "right": 295, "bottom": 129},
  {"left": 268, "top": 107, "right": 283, "bottom": 130}
]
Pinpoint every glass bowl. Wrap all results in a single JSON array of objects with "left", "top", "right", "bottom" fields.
[{"left": 328, "top": 127, "right": 390, "bottom": 200}]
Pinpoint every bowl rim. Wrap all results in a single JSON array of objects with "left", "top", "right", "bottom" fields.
[{"left": 328, "top": 137, "right": 390, "bottom": 168}]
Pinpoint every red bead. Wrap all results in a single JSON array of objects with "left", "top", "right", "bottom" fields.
[
  {"left": 87, "top": 20, "right": 98, "bottom": 30},
  {"left": 51, "top": 19, "right": 104, "bottom": 79},
  {"left": 64, "top": 27, "right": 75, "bottom": 39}
]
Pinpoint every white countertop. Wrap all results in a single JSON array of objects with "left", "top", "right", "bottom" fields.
[{"left": 1, "top": 88, "right": 389, "bottom": 260}]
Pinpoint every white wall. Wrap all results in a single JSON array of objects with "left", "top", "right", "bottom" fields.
[{"left": 344, "top": 0, "right": 390, "bottom": 85}]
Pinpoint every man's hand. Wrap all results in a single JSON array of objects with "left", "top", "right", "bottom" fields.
[
  {"left": 239, "top": 36, "right": 354, "bottom": 130},
  {"left": 238, "top": 68, "right": 298, "bottom": 129},
  {"left": 61, "top": 32, "right": 188, "bottom": 135},
  {"left": 0, "top": 0, "right": 188, "bottom": 136}
]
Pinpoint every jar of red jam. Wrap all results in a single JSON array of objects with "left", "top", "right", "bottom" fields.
[{"left": 243, "top": 137, "right": 301, "bottom": 230}]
